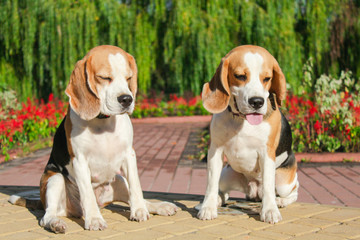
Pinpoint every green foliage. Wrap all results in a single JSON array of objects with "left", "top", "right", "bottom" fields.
[{"left": 0, "top": 0, "right": 359, "bottom": 100}]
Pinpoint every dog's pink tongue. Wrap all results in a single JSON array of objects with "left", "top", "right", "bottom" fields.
[{"left": 246, "top": 114, "right": 263, "bottom": 125}]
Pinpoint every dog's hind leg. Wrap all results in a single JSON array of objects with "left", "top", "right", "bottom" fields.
[
  {"left": 39, "top": 172, "right": 68, "bottom": 234},
  {"left": 110, "top": 174, "right": 178, "bottom": 217},
  {"left": 275, "top": 164, "right": 299, "bottom": 208},
  {"left": 219, "top": 164, "right": 252, "bottom": 205}
]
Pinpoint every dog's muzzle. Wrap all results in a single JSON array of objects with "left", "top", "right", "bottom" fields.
[
  {"left": 117, "top": 95, "right": 133, "bottom": 108},
  {"left": 248, "top": 97, "right": 264, "bottom": 110}
]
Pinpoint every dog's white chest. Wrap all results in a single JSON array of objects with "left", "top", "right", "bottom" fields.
[
  {"left": 217, "top": 117, "right": 271, "bottom": 175},
  {"left": 70, "top": 113, "right": 133, "bottom": 185},
  {"left": 85, "top": 130, "right": 126, "bottom": 182}
]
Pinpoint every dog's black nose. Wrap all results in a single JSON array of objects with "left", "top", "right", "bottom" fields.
[
  {"left": 117, "top": 95, "right": 133, "bottom": 108},
  {"left": 249, "top": 97, "right": 264, "bottom": 110}
]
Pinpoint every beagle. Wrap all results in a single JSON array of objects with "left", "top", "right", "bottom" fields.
[
  {"left": 9, "top": 45, "right": 177, "bottom": 233},
  {"left": 198, "top": 45, "right": 298, "bottom": 224}
]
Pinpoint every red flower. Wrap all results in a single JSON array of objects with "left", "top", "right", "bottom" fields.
[
  {"left": 309, "top": 106, "right": 317, "bottom": 117},
  {"left": 48, "top": 93, "right": 54, "bottom": 102},
  {"left": 188, "top": 97, "right": 198, "bottom": 106},
  {"left": 349, "top": 100, "right": 354, "bottom": 108},
  {"left": 314, "top": 120, "right": 322, "bottom": 133},
  {"left": 345, "top": 124, "right": 351, "bottom": 135}
]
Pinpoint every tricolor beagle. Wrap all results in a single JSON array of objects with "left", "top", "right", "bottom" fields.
[
  {"left": 198, "top": 45, "right": 298, "bottom": 224},
  {"left": 10, "top": 45, "right": 177, "bottom": 233}
]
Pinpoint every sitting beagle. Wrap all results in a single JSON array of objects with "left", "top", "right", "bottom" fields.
[
  {"left": 198, "top": 45, "right": 298, "bottom": 224},
  {"left": 10, "top": 45, "right": 177, "bottom": 233}
]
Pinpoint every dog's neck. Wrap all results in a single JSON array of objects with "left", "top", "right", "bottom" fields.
[
  {"left": 227, "top": 104, "right": 246, "bottom": 119},
  {"left": 96, "top": 113, "right": 110, "bottom": 119}
]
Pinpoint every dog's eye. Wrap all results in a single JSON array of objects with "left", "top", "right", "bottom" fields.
[
  {"left": 98, "top": 76, "right": 112, "bottom": 81},
  {"left": 127, "top": 77, "right": 132, "bottom": 82},
  {"left": 264, "top": 77, "right": 271, "bottom": 82},
  {"left": 235, "top": 74, "right": 247, "bottom": 81}
]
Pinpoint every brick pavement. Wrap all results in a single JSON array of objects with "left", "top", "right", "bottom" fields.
[{"left": 0, "top": 116, "right": 360, "bottom": 239}]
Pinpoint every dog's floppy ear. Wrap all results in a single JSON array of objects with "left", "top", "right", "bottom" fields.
[
  {"left": 202, "top": 57, "right": 230, "bottom": 113},
  {"left": 126, "top": 53, "right": 138, "bottom": 99},
  {"left": 270, "top": 58, "right": 286, "bottom": 106},
  {"left": 65, "top": 56, "right": 101, "bottom": 120}
]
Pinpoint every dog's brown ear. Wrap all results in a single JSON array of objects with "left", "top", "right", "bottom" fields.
[
  {"left": 270, "top": 58, "right": 286, "bottom": 106},
  {"left": 202, "top": 57, "right": 230, "bottom": 113},
  {"left": 126, "top": 53, "right": 138, "bottom": 99},
  {"left": 65, "top": 56, "right": 101, "bottom": 120}
]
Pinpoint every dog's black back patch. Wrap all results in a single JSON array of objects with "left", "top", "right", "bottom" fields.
[
  {"left": 276, "top": 111, "right": 296, "bottom": 169},
  {"left": 44, "top": 117, "right": 70, "bottom": 176}
]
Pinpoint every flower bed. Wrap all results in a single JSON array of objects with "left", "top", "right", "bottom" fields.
[
  {"left": 284, "top": 71, "right": 360, "bottom": 153},
  {"left": 0, "top": 93, "right": 67, "bottom": 161}
]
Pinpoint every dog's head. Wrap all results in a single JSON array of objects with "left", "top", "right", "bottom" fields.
[
  {"left": 202, "top": 45, "right": 286, "bottom": 125},
  {"left": 65, "top": 45, "right": 137, "bottom": 120}
]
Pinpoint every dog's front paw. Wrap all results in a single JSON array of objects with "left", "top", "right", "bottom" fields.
[
  {"left": 40, "top": 216, "right": 67, "bottom": 234},
  {"left": 130, "top": 208, "right": 150, "bottom": 222},
  {"left": 156, "top": 202, "right": 178, "bottom": 216},
  {"left": 197, "top": 206, "right": 218, "bottom": 220},
  {"left": 85, "top": 217, "right": 107, "bottom": 231},
  {"left": 260, "top": 206, "right": 282, "bottom": 224}
]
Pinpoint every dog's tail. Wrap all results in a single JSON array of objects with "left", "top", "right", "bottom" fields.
[{"left": 8, "top": 191, "right": 43, "bottom": 210}]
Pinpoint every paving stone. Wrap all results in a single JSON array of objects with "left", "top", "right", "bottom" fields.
[
  {"left": 249, "top": 230, "right": 292, "bottom": 239},
  {"left": 30, "top": 228, "right": 61, "bottom": 238},
  {"left": 78, "top": 227, "right": 122, "bottom": 239},
  {"left": 228, "top": 218, "right": 272, "bottom": 231},
  {"left": 0, "top": 219, "right": 41, "bottom": 236},
  {"left": 97, "top": 216, "right": 121, "bottom": 226},
  {"left": 0, "top": 216, "right": 14, "bottom": 224},
  {"left": 155, "top": 209, "right": 194, "bottom": 221},
  {"left": 175, "top": 200, "right": 200, "bottom": 208},
  {"left": 226, "top": 235, "right": 270, "bottom": 240},
  {"left": 151, "top": 222, "right": 198, "bottom": 236},
  {"left": 103, "top": 211, "right": 130, "bottom": 222},
  {"left": 217, "top": 212, "right": 250, "bottom": 222},
  {"left": 4, "top": 230, "right": 49, "bottom": 240},
  {"left": 0, "top": 193, "right": 10, "bottom": 201},
  {"left": 293, "top": 218, "right": 339, "bottom": 229},
  {"left": 0, "top": 204, "right": 29, "bottom": 214},
  {"left": 49, "top": 233, "right": 92, "bottom": 240},
  {"left": 199, "top": 223, "right": 250, "bottom": 238},
  {"left": 267, "top": 222, "right": 319, "bottom": 237},
  {"left": 273, "top": 211, "right": 300, "bottom": 224},
  {"left": 292, "top": 233, "right": 346, "bottom": 240},
  {"left": 4, "top": 210, "right": 39, "bottom": 221},
  {"left": 282, "top": 203, "right": 334, "bottom": 217},
  {"left": 109, "top": 216, "right": 174, "bottom": 233},
  {"left": 177, "top": 217, "right": 227, "bottom": 229},
  {"left": 105, "top": 229, "right": 171, "bottom": 240},
  {"left": 347, "top": 218, "right": 360, "bottom": 226},
  {"left": 166, "top": 230, "right": 218, "bottom": 240},
  {"left": 312, "top": 208, "right": 360, "bottom": 222},
  {"left": 61, "top": 217, "right": 85, "bottom": 233},
  {"left": 317, "top": 223, "right": 360, "bottom": 238}
]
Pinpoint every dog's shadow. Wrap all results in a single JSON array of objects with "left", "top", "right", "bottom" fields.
[
  {"left": 1, "top": 186, "right": 261, "bottom": 233},
  {"left": 104, "top": 191, "right": 201, "bottom": 219},
  {"left": 0, "top": 186, "right": 205, "bottom": 231}
]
